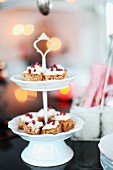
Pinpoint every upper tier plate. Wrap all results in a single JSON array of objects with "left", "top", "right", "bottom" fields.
[{"left": 10, "top": 74, "right": 77, "bottom": 91}]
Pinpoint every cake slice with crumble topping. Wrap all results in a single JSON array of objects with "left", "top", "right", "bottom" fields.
[
  {"left": 18, "top": 112, "right": 38, "bottom": 129},
  {"left": 44, "top": 64, "right": 67, "bottom": 80},
  {"left": 53, "top": 112, "right": 75, "bottom": 132},
  {"left": 23, "top": 120, "right": 43, "bottom": 135},
  {"left": 37, "top": 107, "right": 58, "bottom": 123},
  {"left": 22, "top": 62, "right": 43, "bottom": 81},
  {"left": 41, "top": 120, "right": 62, "bottom": 135},
  {"left": 22, "top": 63, "right": 67, "bottom": 81}
]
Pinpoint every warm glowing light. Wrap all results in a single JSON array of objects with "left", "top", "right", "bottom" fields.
[
  {"left": 0, "top": 0, "right": 7, "bottom": 2},
  {"left": 60, "top": 87, "right": 70, "bottom": 95},
  {"left": 12, "top": 24, "right": 24, "bottom": 36},
  {"left": 1, "top": 70, "right": 8, "bottom": 78},
  {"left": 28, "top": 91, "right": 37, "bottom": 97},
  {"left": 28, "top": 91, "right": 37, "bottom": 100},
  {"left": 106, "top": 3, "right": 113, "bottom": 36},
  {"left": 15, "top": 88, "right": 28, "bottom": 102},
  {"left": 0, "top": 61, "right": 5, "bottom": 69},
  {"left": 65, "top": 0, "right": 77, "bottom": 3},
  {"left": 23, "top": 24, "right": 34, "bottom": 35},
  {"left": 46, "top": 37, "right": 62, "bottom": 51}
]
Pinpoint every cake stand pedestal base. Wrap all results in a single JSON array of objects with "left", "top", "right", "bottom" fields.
[{"left": 21, "top": 140, "right": 74, "bottom": 167}]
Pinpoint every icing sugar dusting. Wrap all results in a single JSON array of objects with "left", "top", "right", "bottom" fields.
[{"left": 42, "top": 121, "right": 59, "bottom": 130}]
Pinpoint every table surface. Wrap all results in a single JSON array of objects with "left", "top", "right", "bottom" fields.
[{"left": 0, "top": 128, "right": 102, "bottom": 170}]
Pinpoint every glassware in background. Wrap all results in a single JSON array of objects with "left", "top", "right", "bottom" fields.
[
  {"left": 101, "top": 107, "right": 113, "bottom": 136},
  {"left": 70, "top": 99, "right": 100, "bottom": 140},
  {"left": 100, "top": 84, "right": 113, "bottom": 136}
]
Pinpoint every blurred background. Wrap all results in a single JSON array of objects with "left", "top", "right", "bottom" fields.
[{"left": 0, "top": 0, "right": 111, "bottom": 120}]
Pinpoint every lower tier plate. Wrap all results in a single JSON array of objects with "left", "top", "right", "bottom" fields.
[
  {"left": 8, "top": 115, "right": 84, "bottom": 142},
  {"left": 8, "top": 115, "right": 83, "bottom": 167}
]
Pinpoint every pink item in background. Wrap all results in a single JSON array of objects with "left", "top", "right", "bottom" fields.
[
  {"left": 109, "top": 68, "right": 113, "bottom": 84},
  {"left": 93, "top": 76, "right": 106, "bottom": 106},
  {"left": 84, "top": 63, "right": 107, "bottom": 107}
]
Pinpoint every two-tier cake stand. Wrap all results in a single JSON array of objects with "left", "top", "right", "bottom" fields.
[{"left": 8, "top": 33, "right": 84, "bottom": 167}]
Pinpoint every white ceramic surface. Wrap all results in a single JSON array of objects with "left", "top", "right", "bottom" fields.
[
  {"left": 98, "top": 133, "right": 113, "bottom": 160},
  {"left": 8, "top": 115, "right": 84, "bottom": 142},
  {"left": 100, "top": 153, "right": 113, "bottom": 170},
  {"left": 21, "top": 140, "right": 74, "bottom": 167},
  {"left": 8, "top": 115, "right": 84, "bottom": 167},
  {"left": 10, "top": 74, "right": 77, "bottom": 91}
]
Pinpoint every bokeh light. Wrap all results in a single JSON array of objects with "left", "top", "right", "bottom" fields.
[
  {"left": 23, "top": 24, "right": 34, "bottom": 35},
  {"left": 60, "top": 87, "right": 70, "bottom": 95},
  {"left": 28, "top": 91, "right": 37, "bottom": 100},
  {"left": 46, "top": 37, "right": 62, "bottom": 51},
  {"left": 15, "top": 88, "right": 37, "bottom": 102},
  {"left": 15, "top": 88, "right": 28, "bottom": 102},
  {"left": 0, "top": 61, "right": 5, "bottom": 69},
  {"left": 12, "top": 24, "right": 24, "bottom": 36},
  {"left": 0, "top": 0, "right": 7, "bottom": 2},
  {"left": 12, "top": 24, "right": 34, "bottom": 36}
]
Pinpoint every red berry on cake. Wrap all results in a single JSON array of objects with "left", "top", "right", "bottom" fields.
[
  {"left": 25, "top": 113, "right": 33, "bottom": 119},
  {"left": 28, "top": 69, "right": 31, "bottom": 74}
]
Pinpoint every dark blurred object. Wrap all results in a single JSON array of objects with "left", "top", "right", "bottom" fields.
[
  {"left": 0, "top": 62, "right": 8, "bottom": 111},
  {"left": 0, "top": 61, "right": 8, "bottom": 127},
  {"left": 37, "top": 0, "right": 52, "bottom": 15},
  {"left": 0, "top": 118, "right": 15, "bottom": 142},
  {"left": 0, "top": 61, "right": 8, "bottom": 85}
]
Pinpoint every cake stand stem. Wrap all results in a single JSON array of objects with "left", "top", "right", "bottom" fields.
[
  {"left": 42, "top": 55, "right": 46, "bottom": 71},
  {"left": 42, "top": 91, "right": 48, "bottom": 124}
]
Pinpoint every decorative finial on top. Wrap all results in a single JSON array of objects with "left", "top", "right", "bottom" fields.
[
  {"left": 33, "top": 33, "right": 54, "bottom": 70},
  {"left": 38, "top": 33, "right": 49, "bottom": 41}
]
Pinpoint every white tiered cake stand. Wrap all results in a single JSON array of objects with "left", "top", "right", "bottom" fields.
[{"left": 8, "top": 33, "right": 84, "bottom": 167}]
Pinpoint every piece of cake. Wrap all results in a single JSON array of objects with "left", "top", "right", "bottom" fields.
[
  {"left": 41, "top": 120, "right": 62, "bottom": 135},
  {"left": 22, "top": 63, "right": 67, "bottom": 81},
  {"left": 18, "top": 112, "right": 38, "bottom": 129},
  {"left": 24, "top": 120, "right": 43, "bottom": 135},
  {"left": 44, "top": 64, "right": 67, "bottom": 80},
  {"left": 53, "top": 112, "right": 75, "bottom": 132},
  {"left": 22, "top": 62, "right": 43, "bottom": 81},
  {"left": 37, "top": 108, "right": 58, "bottom": 123}
]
